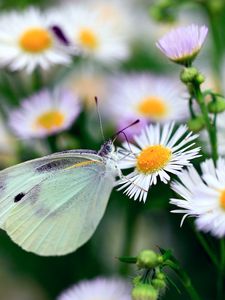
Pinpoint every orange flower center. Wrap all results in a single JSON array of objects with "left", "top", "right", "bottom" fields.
[
  {"left": 79, "top": 28, "right": 99, "bottom": 49},
  {"left": 138, "top": 96, "right": 167, "bottom": 118},
  {"left": 35, "top": 111, "right": 65, "bottom": 130},
  {"left": 220, "top": 190, "right": 225, "bottom": 210},
  {"left": 20, "top": 27, "right": 52, "bottom": 53},
  {"left": 136, "top": 145, "right": 172, "bottom": 174}
]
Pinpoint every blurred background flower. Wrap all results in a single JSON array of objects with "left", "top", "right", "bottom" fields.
[
  {"left": 0, "top": 8, "right": 72, "bottom": 72},
  {"left": 57, "top": 277, "right": 131, "bottom": 300},
  {"left": 9, "top": 88, "right": 80, "bottom": 139},
  {"left": 103, "top": 73, "right": 189, "bottom": 138}
]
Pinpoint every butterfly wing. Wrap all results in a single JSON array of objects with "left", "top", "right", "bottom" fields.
[
  {"left": 0, "top": 150, "right": 100, "bottom": 230},
  {"left": 3, "top": 154, "right": 115, "bottom": 256}
]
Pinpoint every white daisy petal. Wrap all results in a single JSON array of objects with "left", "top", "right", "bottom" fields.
[
  {"left": 0, "top": 7, "right": 72, "bottom": 72},
  {"left": 117, "top": 123, "right": 200, "bottom": 202},
  {"left": 170, "top": 158, "right": 225, "bottom": 238},
  {"left": 9, "top": 88, "right": 81, "bottom": 139}
]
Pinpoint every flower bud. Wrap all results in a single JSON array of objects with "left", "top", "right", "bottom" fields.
[
  {"left": 132, "top": 284, "right": 159, "bottom": 300},
  {"left": 152, "top": 278, "right": 166, "bottom": 290},
  {"left": 208, "top": 97, "right": 225, "bottom": 113},
  {"left": 133, "top": 276, "right": 142, "bottom": 287},
  {"left": 195, "top": 73, "right": 205, "bottom": 84},
  {"left": 137, "top": 250, "right": 161, "bottom": 269},
  {"left": 187, "top": 116, "right": 205, "bottom": 132},
  {"left": 156, "top": 272, "right": 165, "bottom": 280},
  {"left": 180, "top": 67, "right": 198, "bottom": 84}
]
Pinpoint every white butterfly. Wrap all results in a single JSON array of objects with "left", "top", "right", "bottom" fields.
[{"left": 0, "top": 140, "right": 121, "bottom": 256}]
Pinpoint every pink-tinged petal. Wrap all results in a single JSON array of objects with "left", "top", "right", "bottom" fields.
[
  {"left": 9, "top": 88, "right": 81, "bottom": 139},
  {"left": 156, "top": 24, "right": 208, "bottom": 65}
]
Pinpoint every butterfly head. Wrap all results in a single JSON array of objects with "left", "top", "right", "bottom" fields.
[{"left": 98, "top": 140, "right": 115, "bottom": 157}]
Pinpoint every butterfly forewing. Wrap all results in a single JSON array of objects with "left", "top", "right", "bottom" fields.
[
  {"left": 0, "top": 151, "right": 101, "bottom": 230},
  {"left": 2, "top": 152, "right": 115, "bottom": 255}
]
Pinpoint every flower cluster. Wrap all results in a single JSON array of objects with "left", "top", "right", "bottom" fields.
[{"left": 0, "top": 3, "right": 131, "bottom": 73}]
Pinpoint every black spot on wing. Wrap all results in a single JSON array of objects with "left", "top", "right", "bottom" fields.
[
  {"left": 14, "top": 192, "right": 25, "bottom": 203},
  {"left": 35, "top": 158, "right": 92, "bottom": 173},
  {"left": 36, "top": 160, "right": 63, "bottom": 173},
  {"left": 0, "top": 183, "right": 5, "bottom": 191},
  {"left": 59, "top": 149, "right": 98, "bottom": 155}
]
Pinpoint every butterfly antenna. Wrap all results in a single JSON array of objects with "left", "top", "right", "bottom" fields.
[
  {"left": 112, "top": 119, "right": 140, "bottom": 155},
  {"left": 95, "top": 96, "right": 105, "bottom": 141},
  {"left": 112, "top": 119, "right": 139, "bottom": 142}
]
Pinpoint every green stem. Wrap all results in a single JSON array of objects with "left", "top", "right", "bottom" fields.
[
  {"left": 220, "top": 239, "right": 225, "bottom": 270},
  {"left": 217, "top": 239, "right": 225, "bottom": 300},
  {"left": 166, "top": 260, "right": 201, "bottom": 300},
  {"left": 193, "top": 83, "right": 218, "bottom": 162},
  {"left": 189, "top": 97, "right": 195, "bottom": 118},
  {"left": 194, "top": 230, "right": 219, "bottom": 269}
]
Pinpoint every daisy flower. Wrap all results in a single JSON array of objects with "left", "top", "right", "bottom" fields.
[
  {"left": 9, "top": 88, "right": 80, "bottom": 139},
  {"left": 0, "top": 8, "right": 71, "bottom": 73},
  {"left": 170, "top": 158, "right": 225, "bottom": 238},
  {"left": 156, "top": 24, "right": 208, "bottom": 65},
  {"left": 117, "top": 123, "right": 200, "bottom": 202},
  {"left": 57, "top": 277, "right": 131, "bottom": 300},
  {"left": 103, "top": 74, "right": 189, "bottom": 136},
  {"left": 54, "top": 4, "right": 129, "bottom": 64}
]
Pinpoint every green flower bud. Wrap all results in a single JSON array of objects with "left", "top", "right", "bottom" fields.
[
  {"left": 152, "top": 278, "right": 166, "bottom": 290},
  {"left": 187, "top": 116, "right": 205, "bottom": 132},
  {"left": 137, "top": 250, "right": 161, "bottom": 269},
  {"left": 180, "top": 67, "right": 198, "bottom": 84},
  {"left": 208, "top": 97, "right": 225, "bottom": 113},
  {"left": 133, "top": 276, "right": 142, "bottom": 287},
  {"left": 132, "top": 284, "right": 159, "bottom": 300},
  {"left": 156, "top": 272, "right": 165, "bottom": 280},
  {"left": 195, "top": 73, "right": 205, "bottom": 84}
]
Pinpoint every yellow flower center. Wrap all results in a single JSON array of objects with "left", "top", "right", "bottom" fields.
[
  {"left": 219, "top": 190, "right": 225, "bottom": 210},
  {"left": 138, "top": 96, "right": 167, "bottom": 118},
  {"left": 35, "top": 111, "right": 65, "bottom": 130},
  {"left": 79, "top": 28, "right": 99, "bottom": 49},
  {"left": 136, "top": 145, "right": 172, "bottom": 174},
  {"left": 20, "top": 27, "right": 52, "bottom": 53}
]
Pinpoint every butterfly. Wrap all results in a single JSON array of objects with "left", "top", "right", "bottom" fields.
[
  {"left": 0, "top": 113, "right": 141, "bottom": 257},
  {"left": 0, "top": 139, "right": 123, "bottom": 256}
]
